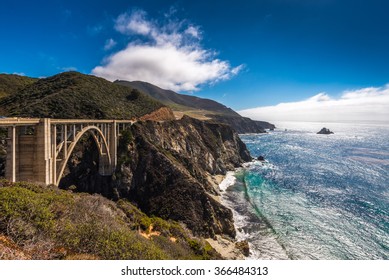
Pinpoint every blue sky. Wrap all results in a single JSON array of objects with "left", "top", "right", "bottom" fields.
[{"left": 1, "top": 0, "right": 389, "bottom": 122}]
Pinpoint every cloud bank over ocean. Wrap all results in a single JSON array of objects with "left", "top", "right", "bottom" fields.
[
  {"left": 239, "top": 85, "right": 389, "bottom": 123},
  {"left": 93, "top": 9, "right": 242, "bottom": 91}
]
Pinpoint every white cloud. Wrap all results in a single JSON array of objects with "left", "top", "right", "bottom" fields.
[
  {"left": 92, "top": 9, "right": 242, "bottom": 91},
  {"left": 104, "top": 38, "right": 117, "bottom": 51},
  {"left": 115, "top": 10, "right": 151, "bottom": 35},
  {"left": 239, "top": 85, "right": 389, "bottom": 123},
  {"left": 185, "top": 26, "right": 200, "bottom": 38}
]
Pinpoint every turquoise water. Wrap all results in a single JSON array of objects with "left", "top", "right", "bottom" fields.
[{"left": 222, "top": 122, "right": 389, "bottom": 259}]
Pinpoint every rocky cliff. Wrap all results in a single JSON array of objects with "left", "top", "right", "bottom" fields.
[
  {"left": 112, "top": 116, "right": 251, "bottom": 238},
  {"left": 139, "top": 107, "right": 175, "bottom": 121}
]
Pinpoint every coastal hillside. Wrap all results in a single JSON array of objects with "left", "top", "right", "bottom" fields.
[
  {"left": 0, "top": 116, "right": 251, "bottom": 259},
  {"left": 0, "top": 180, "right": 221, "bottom": 260},
  {"left": 0, "top": 72, "right": 252, "bottom": 259},
  {"left": 0, "top": 74, "right": 37, "bottom": 99},
  {"left": 115, "top": 80, "right": 275, "bottom": 133},
  {"left": 0, "top": 72, "right": 174, "bottom": 120}
]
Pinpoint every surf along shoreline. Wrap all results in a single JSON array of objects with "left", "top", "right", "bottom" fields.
[{"left": 216, "top": 160, "right": 291, "bottom": 260}]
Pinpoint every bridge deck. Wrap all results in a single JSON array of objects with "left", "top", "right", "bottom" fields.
[
  {"left": 0, "top": 118, "right": 135, "bottom": 126},
  {"left": 0, "top": 118, "right": 40, "bottom": 126}
]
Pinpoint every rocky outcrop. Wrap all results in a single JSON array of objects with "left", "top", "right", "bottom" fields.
[
  {"left": 317, "top": 127, "right": 334, "bottom": 134},
  {"left": 257, "top": 155, "right": 265, "bottom": 161},
  {"left": 139, "top": 107, "right": 175, "bottom": 121},
  {"left": 235, "top": 240, "right": 250, "bottom": 257},
  {"left": 113, "top": 116, "right": 251, "bottom": 238},
  {"left": 207, "top": 115, "right": 275, "bottom": 134}
]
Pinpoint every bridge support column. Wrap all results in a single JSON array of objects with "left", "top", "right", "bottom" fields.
[
  {"left": 5, "top": 126, "right": 18, "bottom": 182},
  {"left": 110, "top": 121, "right": 117, "bottom": 173},
  {"left": 35, "top": 118, "right": 54, "bottom": 185}
]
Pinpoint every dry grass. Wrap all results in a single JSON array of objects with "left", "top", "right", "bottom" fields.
[{"left": 0, "top": 180, "right": 221, "bottom": 260}]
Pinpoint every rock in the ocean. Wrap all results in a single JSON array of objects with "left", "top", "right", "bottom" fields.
[
  {"left": 257, "top": 155, "right": 265, "bottom": 161},
  {"left": 317, "top": 127, "right": 334, "bottom": 134}
]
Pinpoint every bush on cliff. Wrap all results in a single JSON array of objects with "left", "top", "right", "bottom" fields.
[{"left": 0, "top": 180, "right": 221, "bottom": 260}]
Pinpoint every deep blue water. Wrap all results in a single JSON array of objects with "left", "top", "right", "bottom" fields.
[{"left": 222, "top": 122, "right": 389, "bottom": 259}]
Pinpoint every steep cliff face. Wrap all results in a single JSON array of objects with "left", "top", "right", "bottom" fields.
[{"left": 113, "top": 116, "right": 251, "bottom": 238}]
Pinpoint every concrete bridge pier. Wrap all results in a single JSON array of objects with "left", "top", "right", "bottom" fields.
[
  {"left": 5, "top": 119, "right": 53, "bottom": 185},
  {"left": 5, "top": 125, "right": 18, "bottom": 183}
]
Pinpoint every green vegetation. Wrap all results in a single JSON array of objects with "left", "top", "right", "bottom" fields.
[
  {"left": 0, "top": 74, "right": 37, "bottom": 100},
  {"left": 0, "top": 72, "right": 164, "bottom": 119},
  {"left": 115, "top": 80, "right": 240, "bottom": 117},
  {"left": 0, "top": 180, "right": 221, "bottom": 260}
]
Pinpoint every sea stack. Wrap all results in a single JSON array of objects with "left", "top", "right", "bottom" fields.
[
  {"left": 257, "top": 155, "right": 265, "bottom": 161},
  {"left": 317, "top": 127, "right": 334, "bottom": 134}
]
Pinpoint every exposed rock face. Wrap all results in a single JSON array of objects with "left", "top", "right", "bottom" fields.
[
  {"left": 113, "top": 116, "right": 251, "bottom": 238},
  {"left": 208, "top": 115, "right": 275, "bottom": 134},
  {"left": 317, "top": 127, "right": 334, "bottom": 134},
  {"left": 139, "top": 107, "right": 175, "bottom": 121},
  {"left": 235, "top": 240, "right": 250, "bottom": 257}
]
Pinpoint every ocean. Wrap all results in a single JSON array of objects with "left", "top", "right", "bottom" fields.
[{"left": 221, "top": 121, "right": 389, "bottom": 260}]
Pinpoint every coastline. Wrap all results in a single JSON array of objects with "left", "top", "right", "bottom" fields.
[
  {"left": 206, "top": 174, "right": 246, "bottom": 260},
  {"left": 216, "top": 163, "right": 291, "bottom": 260}
]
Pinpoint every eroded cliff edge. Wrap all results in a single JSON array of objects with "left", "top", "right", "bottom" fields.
[{"left": 112, "top": 116, "right": 251, "bottom": 238}]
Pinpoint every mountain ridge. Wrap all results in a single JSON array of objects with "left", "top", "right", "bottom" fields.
[
  {"left": 115, "top": 80, "right": 275, "bottom": 133},
  {"left": 115, "top": 80, "right": 240, "bottom": 117}
]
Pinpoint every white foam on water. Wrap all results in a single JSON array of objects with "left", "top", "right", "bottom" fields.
[
  {"left": 243, "top": 159, "right": 276, "bottom": 171},
  {"left": 218, "top": 171, "right": 237, "bottom": 192},
  {"left": 219, "top": 168, "right": 290, "bottom": 260}
]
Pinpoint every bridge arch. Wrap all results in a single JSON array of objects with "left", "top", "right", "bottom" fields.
[{"left": 56, "top": 125, "right": 112, "bottom": 186}]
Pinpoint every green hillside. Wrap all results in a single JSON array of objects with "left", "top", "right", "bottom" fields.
[
  {"left": 0, "top": 72, "right": 164, "bottom": 119},
  {"left": 115, "top": 80, "right": 240, "bottom": 117},
  {"left": 0, "top": 74, "right": 37, "bottom": 99}
]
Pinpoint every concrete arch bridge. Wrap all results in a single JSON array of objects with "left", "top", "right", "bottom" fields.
[{"left": 0, "top": 118, "right": 134, "bottom": 186}]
